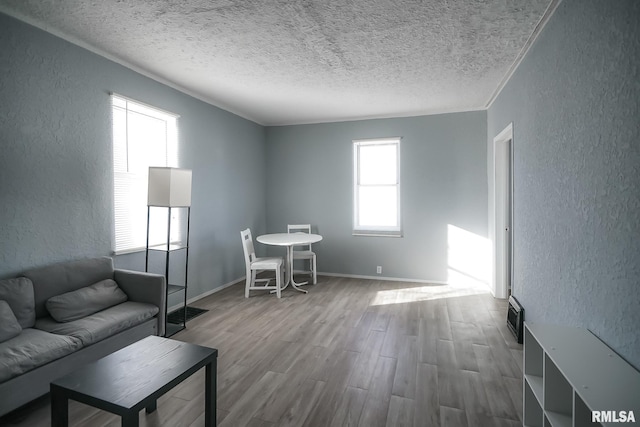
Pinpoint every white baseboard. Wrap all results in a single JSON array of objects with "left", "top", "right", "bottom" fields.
[
  {"left": 318, "top": 271, "right": 448, "bottom": 286},
  {"left": 167, "top": 276, "right": 244, "bottom": 313},
  {"left": 168, "top": 272, "right": 449, "bottom": 312}
]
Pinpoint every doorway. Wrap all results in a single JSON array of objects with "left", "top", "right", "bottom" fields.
[{"left": 492, "top": 124, "right": 513, "bottom": 299}]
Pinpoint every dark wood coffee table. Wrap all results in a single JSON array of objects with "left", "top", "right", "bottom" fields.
[{"left": 50, "top": 335, "right": 218, "bottom": 427}]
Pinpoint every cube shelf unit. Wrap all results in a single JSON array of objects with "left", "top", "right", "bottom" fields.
[{"left": 523, "top": 322, "right": 640, "bottom": 427}]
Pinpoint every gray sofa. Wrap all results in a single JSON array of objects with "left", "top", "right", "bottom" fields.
[{"left": 0, "top": 257, "right": 166, "bottom": 417}]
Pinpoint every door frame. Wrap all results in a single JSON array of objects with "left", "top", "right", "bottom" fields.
[{"left": 491, "top": 123, "right": 513, "bottom": 299}]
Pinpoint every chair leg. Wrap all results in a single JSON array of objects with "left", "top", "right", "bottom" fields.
[
  {"left": 312, "top": 255, "right": 317, "bottom": 284},
  {"left": 245, "top": 271, "right": 256, "bottom": 298},
  {"left": 276, "top": 266, "right": 282, "bottom": 299}
]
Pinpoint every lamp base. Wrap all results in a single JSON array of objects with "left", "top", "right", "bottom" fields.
[{"left": 167, "top": 306, "right": 208, "bottom": 324}]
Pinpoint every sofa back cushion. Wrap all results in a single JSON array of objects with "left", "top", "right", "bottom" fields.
[
  {"left": 0, "top": 300, "right": 22, "bottom": 343},
  {"left": 23, "top": 257, "right": 115, "bottom": 319},
  {"left": 46, "top": 279, "right": 128, "bottom": 322},
  {"left": 0, "top": 277, "right": 35, "bottom": 328}
]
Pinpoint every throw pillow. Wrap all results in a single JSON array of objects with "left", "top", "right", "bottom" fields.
[
  {"left": 0, "top": 277, "right": 36, "bottom": 328},
  {"left": 0, "top": 300, "right": 22, "bottom": 343},
  {"left": 46, "top": 279, "right": 128, "bottom": 322}
]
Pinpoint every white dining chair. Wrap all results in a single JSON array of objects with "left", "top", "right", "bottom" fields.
[
  {"left": 241, "top": 228, "right": 283, "bottom": 298},
  {"left": 287, "top": 224, "right": 317, "bottom": 285}
]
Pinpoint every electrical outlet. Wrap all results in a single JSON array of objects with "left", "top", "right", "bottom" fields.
[{"left": 376, "top": 266, "right": 382, "bottom": 274}]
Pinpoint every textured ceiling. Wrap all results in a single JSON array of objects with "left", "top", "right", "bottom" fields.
[{"left": 0, "top": 0, "right": 554, "bottom": 125}]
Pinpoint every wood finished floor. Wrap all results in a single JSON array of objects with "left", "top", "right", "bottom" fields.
[{"left": 1, "top": 276, "right": 523, "bottom": 427}]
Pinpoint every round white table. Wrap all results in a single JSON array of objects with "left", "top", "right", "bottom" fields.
[{"left": 256, "top": 233, "right": 322, "bottom": 293}]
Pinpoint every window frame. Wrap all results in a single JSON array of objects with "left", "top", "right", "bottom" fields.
[
  {"left": 111, "top": 93, "right": 182, "bottom": 254},
  {"left": 352, "top": 137, "right": 402, "bottom": 237}
]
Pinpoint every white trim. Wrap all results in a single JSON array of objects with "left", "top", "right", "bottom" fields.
[
  {"left": 112, "top": 247, "right": 146, "bottom": 256},
  {"left": 318, "top": 272, "right": 449, "bottom": 286},
  {"left": 491, "top": 123, "right": 513, "bottom": 299},
  {"left": 352, "top": 232, "right": 403, "bottom": 238},
  {"left": 352, "top": 137, "right": 402, "bottom": 145},
  {"left": 111, "top": 92, "right": 180, "bottom": 118},
  {"left": 353, "top": 137, "right": 402, "bottom": 234},
  {"left": 494, "top": 123, "right": 514, "bottom": 145},
  {"left": 169, "top": 273, "right": 449, "bottom": 311},
  {"left": 485, "top": 0, "right": 562, "bottom": 110}
]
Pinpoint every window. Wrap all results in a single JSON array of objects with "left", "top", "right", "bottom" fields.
[
  {"left": 353, "top": 137, "right": 401, "bottom": 236},
  {"left": 111, "top": 94, "right": 181, "bottom": 254}
]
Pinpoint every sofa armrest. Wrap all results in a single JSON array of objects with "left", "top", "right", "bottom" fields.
[{"left": 114, "top": 269, "right": 166, "bottom": 337}]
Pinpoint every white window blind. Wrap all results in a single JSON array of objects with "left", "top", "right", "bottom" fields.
[
  {"left": 111, "top": 94, "right": 181, "bottom": 254},
  {"left": 353, "top": 138, "right": 401, "bottom": 236}
]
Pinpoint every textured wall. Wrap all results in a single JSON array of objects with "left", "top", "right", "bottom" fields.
[
  {"left": 488, "top": 0, "right": 640, "bottom": 368},
  {"left": 266, "top": 111, "right": 488, "bottom": 282},
  {"left": 0, "top": 14, "right": 266, "bottom": 302}
]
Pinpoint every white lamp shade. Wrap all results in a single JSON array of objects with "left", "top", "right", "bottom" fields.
[{"left": 148, "top": 167, "right": 192, "bottom": 207}]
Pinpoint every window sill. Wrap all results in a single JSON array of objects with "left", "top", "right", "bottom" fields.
[
  {"left": 112, "top": 247, "right": 146, "bottom": 256},
  {"left": 352, "top": 232, "right": 403, "bottom": 238},
  {"left": 113, "top": 241, "right": 184, "bottom": 256}
]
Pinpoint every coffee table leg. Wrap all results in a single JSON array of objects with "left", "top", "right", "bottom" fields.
[
  {"left": 50, "top": 385, "right": 68, "bottom": 427},
  {"left": 122, "top": 410, "right": 139, "bottom": 427},
  {"left": 205, "top": 360, "right": 217, "bottom": 427},
  {"left": 145, "top": 399, "right": 157, "bottom": 413}
]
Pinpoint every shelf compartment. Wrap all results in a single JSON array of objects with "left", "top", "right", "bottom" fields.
[
  {"left": 525, "top": 374, "right": 543, "bottom": 405},
  {"left": 524, "top": 326, "right": 544, "bottom": 377},
  {"left": 544, "top": 410, "right": 572, "bottom": 427},
  {"left": 168, "top": 284, "right": 186, "bottom": 295},
  {"left": 574, "top": 392, "right": 603, "bottom": 427},
  {"left": 544, "top": 354, "right": 572, "bottom": 418},
  {"left": 147, "top": 243, "right": 188, "bottom": 252},
  {"left": 524, "top": 380, "right": 544, "bottom": 427}
]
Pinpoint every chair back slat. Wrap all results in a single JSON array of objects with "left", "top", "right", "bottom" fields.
[
  {"left": 287, "top": 224, "right": 312, "bottom": 251},
  {"left": 241, "top": 228, "right": 256, "bottom": 268}
]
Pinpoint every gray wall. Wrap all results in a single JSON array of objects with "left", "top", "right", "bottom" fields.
[
  {"left": 0, "top": 13, "right": 266, "bottom": 301},
  {"left": 487, "top": 0, "right": 640, "bottom": 368},
  {"left": 266, "top": 112, "right": 488, "bottom": 282}
]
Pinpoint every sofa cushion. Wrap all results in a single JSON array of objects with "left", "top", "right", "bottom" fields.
[
  {"left": 35, "top": 301, "right": 159, "bottom": 346},
  {"left": 23, "top": 257, "right": 115, "bottom": 319},
  {"left": 0, "top": 277, "right": 35, "bottom": 328},
  {"left": 0, "top": 301, "right": 22, "bottom": 343},
  {"left": 45, "top": 279, "right": 128, "bottom": 322},
  {"left": 0, "top": 328, "right": 82, "bottom": 383}
]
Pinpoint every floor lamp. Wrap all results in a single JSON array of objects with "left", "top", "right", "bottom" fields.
[{"left": 146, "top": 167, "right": 195, "bottom": 337}]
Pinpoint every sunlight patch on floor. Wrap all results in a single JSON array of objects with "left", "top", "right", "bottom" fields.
[{"left": 370, "top": 283, "right": 489, "bottom": 306}]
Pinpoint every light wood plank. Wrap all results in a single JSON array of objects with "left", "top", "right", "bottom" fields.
[
  {"left": 278, "top": 379, "right": 326, "bottom": 427},
  {"left": 413, "top": 363, "right": 439, "bottom": 427},
  {"left": 391, "top": 334, "right": 418, "bottom": 398},
  {"left": 329, "top": 386, "right": 367, "bottom": 427},
  {"left": 440, "top": 405, "right": 469, "bottom": 427},
  {"left": 436, "top": 340, "right": 465, "bottom": 410},
  {"left": 219, "top": 371, "right": 287, "bottom": 427},
  {"left": 348, "top": 330, "right": 386, "bottom": 389},
  {"left": 303, "top": 350, "right": 361, "bottom": 427},
  {"left": 358, "top": 356, "right": 397, "bottom": 427},
  {"left": 385, "top": 395, "right": 414, "bottom": 427}
]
